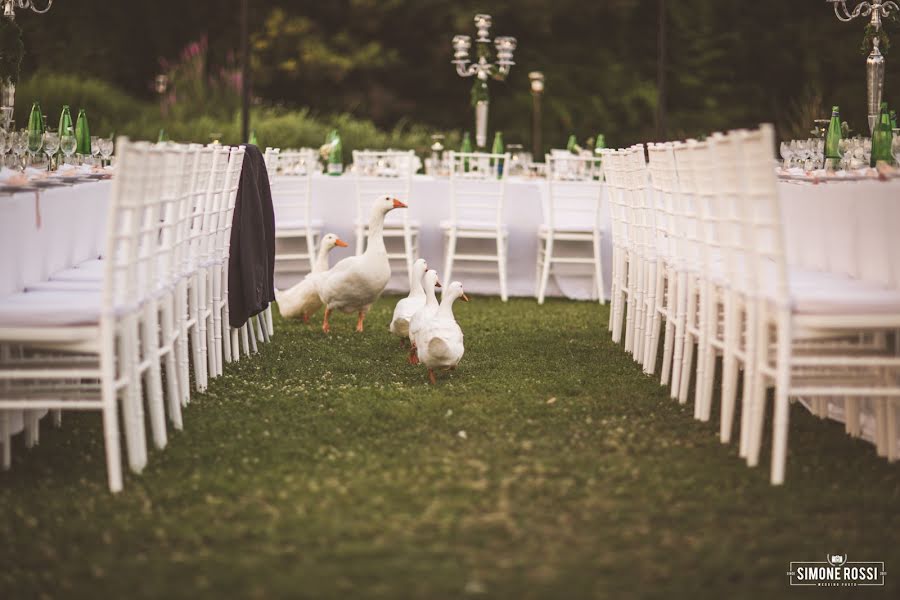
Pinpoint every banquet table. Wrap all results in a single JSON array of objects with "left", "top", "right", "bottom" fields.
[
  {"left": 777, "top": 177, "right": 900, "bottom": 449},
  {"left": 272, "top": 174, "right": 613, "bottom": 300}
]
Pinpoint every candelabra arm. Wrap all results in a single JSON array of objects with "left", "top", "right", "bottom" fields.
[
  {"left": 830, "top": 0, "right": 870, "bottom": 22},
  {"left": 883, "top": 1, "right": 900, "bottom": 16},
  {"left": 28, "top": 0, "right": 52, "bottom": 14}
]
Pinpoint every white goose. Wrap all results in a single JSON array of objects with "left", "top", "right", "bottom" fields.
[
  {"left": 275, "top": 233, "right": 348, "bottom": 322},
  {"left": 407, "top": 269, "right": 441, "bottom": 364},
  {"left": 318, "top": 195, "right": 407, "bottom": 333},
  {"left": 389, "top": 258, "right": 428, "bottom": 340},
  {"left": 416, "top": 281, "right": 468, "bottom": 384}
]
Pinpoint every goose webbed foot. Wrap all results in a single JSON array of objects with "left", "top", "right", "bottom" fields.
[
  {"left": 428, "top": 369, "right": 437, "bottom": 385},
  {"left": 408, "top": 346, "right": 419, "bottom": 365},
  {"left": 355, "top": 311, "right": 366, "bottom": 333}
]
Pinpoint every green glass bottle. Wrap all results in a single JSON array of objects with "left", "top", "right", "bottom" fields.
[
  {"left": 824, "top": 106, "right": 842, "bottom": 162},
  {"left": 74, "top": 109, "right": 91, "bottom": 156},
  {"left": 158, "top": 128, "right": 168, "bottom": 143},
  {"left": 593, "top": 133, "right": 606, "bottom": 175},
  {"left": 892, "top": 110, "right": 898, "bottom": 131},
  {"left": 248, "top": 130, "right": 258, "bottom": 146},
  {"left": 327, "top": 131, "right": 343, "bottom": 175},
  {"left": 27, "top": 101, "right": 43, "bottom": 134},
  {"left": 491, "top": 131, "right": 504, "bottom": 176},
  {"left": 871, "top": 102, "right": 893, "bottom": 167},
  {"left": 57, "top": 105, "right": 72, "bottom": 137},
  {"left": 460, "top": 131, "right": 472, "bottom": 172},
  {"left": 566, "top": 134, "right": 577, "bottom": 154}
]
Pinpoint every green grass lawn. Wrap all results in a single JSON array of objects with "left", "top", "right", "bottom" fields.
[{"left": 1, "top": 297, "right": 898, "bottom": 599}]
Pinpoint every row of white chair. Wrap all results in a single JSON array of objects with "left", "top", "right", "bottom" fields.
[
  {"left": 0, "top": 139, "right": 274, "bottom": 492},
  {"left": 604, "top": 124, "right": 900, "bottom": 484},
  {"left": 265, "top": 148, "right": 607, "bottom": 304}
]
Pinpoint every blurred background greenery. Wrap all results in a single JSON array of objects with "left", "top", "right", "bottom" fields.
[{"left": 10, "top": 0, "right": 900, "bottom": 151}]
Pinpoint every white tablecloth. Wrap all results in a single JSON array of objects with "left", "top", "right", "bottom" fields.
[
  {"left": 273, "top": 174, "right": 613, "bottom": 300},
  {"left": 778, "top": 178, "right": 900, "bottom": 449}
]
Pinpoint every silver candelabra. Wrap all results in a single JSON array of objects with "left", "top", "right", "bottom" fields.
[
  {"left": 827, "top": 0, "right": 899, "bottom": 132},
  {"left": 1, "top": 0, "right": 53, "bottom": 126},
  {"left": 452, "top": 14, "right": 517, "bottom": 147}
]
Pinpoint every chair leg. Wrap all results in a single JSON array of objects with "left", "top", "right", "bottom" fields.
[
  {"left": 265, "top": 305, "right": 274, "bottom": 337},
  {"left": 196, "top": 271, "right": 210, "bottom": 388},
  {"left": 537, "top": 235, "right": 554, "bottom": 305},
  {"left": 212, "top": 268, "right": 224, "bottom": 377},
  {"left": 642, "top": 261, "right": 660, "bottom": 372},
  {"left": 100, "top": 343, "right": 124, "bottom": 493},
  {"left": 534, "top": 236, "right": 544, "bottom": 299},
  {"left": 176, "top": 283, "right": 190, "bottom": 406},
  {"left": 498, "top": 235, "right": 509, "bottom": 302},
  {"left": 258, "top": 314, "right": 270, "bottom": 344},
  {"left": 593, "top": 232, "right": 606, "bottom": 304},
  {"left": 747, "top": 303, "right": 770, "bottom": 468},
  {"left": 188, "top": 278, "right": 207, "bottom": 392},
  {"left": 660, "top": 269, "right": 676, "bottom": 386},
  {"left": 669, "top": 270, "right": 687, "bottom": 399},
  {"left": 738, "top": 301, "right": 757, "bottom": 458},
  {"left": 160, "top": 301, "right": 183, "bottom": 431},
  {"left": 770, "top": 311, "right": 793, "bottom": 485},
  {"left": 1, "top": 412, "right": 10, "bottom": 470},
  {"left": 624, "top": 252, "right": 637, "bottom": 354},
  {"left": 444, "top": 232, "right": 457, "bottom": 285},
  {"left": 121, "top": 316, "right": 147, "bottom": 472},
  {"left": 678, "top": 279, "right": 697, "bottom": 405},
  {"left": 142, "top": 304, "right": 167, "bottom": 451},
  {"left": 241, "top": 323, "right": 250, "bottom": 356},
  {"left": 230, "top": 328, "right": 241, "bottom": 361},
  {"left": 698, "top": 283, "right": 718, "bottom": 422},
  {"left": 720, "top": 294, "right": 740, "bottom": 444}
]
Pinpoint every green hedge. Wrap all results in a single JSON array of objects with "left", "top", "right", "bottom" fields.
[{"left": 14, "top": 72, "right": 459, "bottom": 160}]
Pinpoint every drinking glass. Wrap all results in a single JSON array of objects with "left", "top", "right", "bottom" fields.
[
  {"left": 60, "top": 132, "right": 77, "bottom": 166},
  {"left": 90, "top": 135, "right": 101, "bottom": 166},
  {"left": 11, "top": 130, "right": 28, "bottom": 170},
  {"left": 27, "top": 129, "right": 43, "bottom": 167},
  {"left": 779, "top": 141, "right": 793, "bottom": 169},
  {"left": 98, "top": 137, "right": 114, "bottom": 166},
  {"left": 43, "top": 130, "right": 59, "bottom": 170},
  {"left": 838, "top": 138, "right": 852, "bottom": 170}
]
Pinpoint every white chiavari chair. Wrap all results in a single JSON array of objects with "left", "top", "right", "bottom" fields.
[
  {"left": 353, "top": 150, "right": 418, "bottom": 281},
  {"left": 0, "top": 138, "right": 170, "bottom": 491},
  {"left": 735, "top": 124, "right": 900, "bottom": 484},
  {"left": 443, "top": 151, "right": 511, "bottom": 301},
  {"left": 209, "top": 146, "right": 246, "bottom": 373},
  {"left": 272, "top": 148, "right": 320, "bottom": 276},
  {"left": 602, "top": 148, "right": 632, "bottom": 343},
  {"left": 643, "top": 143, "right": 681, "bottom": 383},
  {"left": 536, "top": 155, "right": 605, "bottom": 305}
]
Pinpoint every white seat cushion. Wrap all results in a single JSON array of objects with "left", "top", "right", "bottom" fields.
[
  {"left": 0, "top": 290, "right": 104, "bottom": 327},
  {"left": 790, "top": 272, "right": 900, "bottom": 315},
  {"left": 440, "top": 219, "right": 508, "bottom": 233}
]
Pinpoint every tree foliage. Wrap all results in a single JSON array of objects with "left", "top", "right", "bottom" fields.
[{"left": 13, "top": 0, "right": 900, "bottom": 148}]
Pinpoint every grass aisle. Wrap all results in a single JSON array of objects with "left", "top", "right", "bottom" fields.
[{"left": 1, "top": 297, "right": 898, "bottom": 599}]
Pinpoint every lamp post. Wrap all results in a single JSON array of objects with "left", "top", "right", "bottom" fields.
[
  {"left": 1, "top": 0, "right": 52, "bottom": 128},
  {"left": 240, "top": 0, "right": 250, "bottom": 144},
  {"left": 827, "top": 1, "right": 899, "bottom": 132},
  {"left": 451, "top": 14, "right": 517, "bottom": 148},
  {"left": 529, "top": 71, "right": 544, "bottom": 160}
]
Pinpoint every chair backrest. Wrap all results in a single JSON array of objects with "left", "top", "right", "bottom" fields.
[
  {"left": 623, "top": 145, "right": 652, "bottom": 260},
  {"left": 102, "top": 139, "right": 166, "bottom": 316},
  {"left": 216, "top": 146, "right": 246, "bottom": 262},
  {"left": 270, "top": 148, "right": 316, "bottom": 229},
  {"left": 599, "top": 148, "right": 628, "bottom": 251},
  {"left": 646, "top": 142, "right": 680, "bottom": 266},
  {"left": 201, "top": 145, "right": 233, "bottom": 264},
  {"left": 672, "top": 140, "right": 706, "bottom": 273},
  {"left": 353, "top": 150, "right": 415, "bottom": 229},
  {"left": 544, "top": 154, "right": 604, "bottom": 232},
  {"left": 184, "top": 145, "right": 215, "bottom": 274},
  {"left": 447, "top": 151, "right": 509, "bottom": 228},
  {"left": 160, "top": 143, "right": 198, "bottom": 292},
  {"left": 733, "top": 124, "right": 790, "bottom": 305}
]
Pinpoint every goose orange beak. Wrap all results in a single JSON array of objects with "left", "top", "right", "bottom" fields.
[
  {"left": 461, "top": 293, "right": 469, "bottom": 302},
  {"left": 335, "top": 238, "right": 349, "bottom": 248},
  {"left": 392, "top": 198, "right": 407, "bottom": 208}
]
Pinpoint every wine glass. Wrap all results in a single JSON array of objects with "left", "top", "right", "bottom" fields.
[
  {"left": 11, "top": 130, "right": 28, "bottom": 171},
  {"left": 27, "top": 129, "right": 43, "bottom": 168},
  {"left": 98, "top": 137, "right": 114, "bottom": 167},
  {"left": 838, "top": 138, "right": 852, "bottom": 171},
  {"left": 779, "top": 141, "right": 793, "bottom": 169},
  {"left": 60, "top": 130, "right": 77, "bottom": 166},
  {"left": 90, "top": 135, "right": 101, "bottom": 166},
  {"left": 42, "top": 130, "right": 59, "bottom": 171}
]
